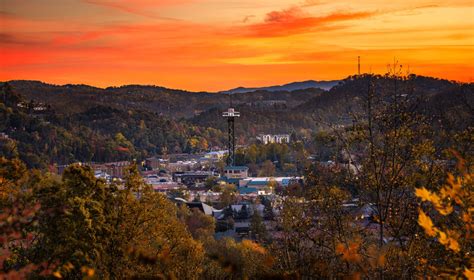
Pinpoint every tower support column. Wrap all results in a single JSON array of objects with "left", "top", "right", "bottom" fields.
[{"left": 222, "top": 107, "right": 240, "bottom": 167}]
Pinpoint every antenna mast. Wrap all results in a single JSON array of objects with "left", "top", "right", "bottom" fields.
[{"left": 358, "top": 56, "right": 361, "bottom": 76}]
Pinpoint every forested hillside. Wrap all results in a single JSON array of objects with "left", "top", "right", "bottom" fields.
[
  {"left": 8, "top": 80, "right": 323, "bottom": 118},
  {"left": 0, "top": 83, "right": 226, "bottom": 168},
  {"left": 1, "top": 74, "right": 472, "bottom": 169},
  {"left": 193, "top": 74, "right": 473, "bottom": 139}
]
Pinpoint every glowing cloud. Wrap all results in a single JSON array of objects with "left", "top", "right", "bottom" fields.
[{"left": 0, "top": 0, "right": 473, "bottom": 91}]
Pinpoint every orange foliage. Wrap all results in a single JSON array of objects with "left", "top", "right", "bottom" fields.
[{"left": 336, "top": 241, "right": 362, "bottom": 263}]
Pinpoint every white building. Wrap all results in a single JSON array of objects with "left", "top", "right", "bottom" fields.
[{"left": 257, "top": 134, "right": 290, "bottom": 144}]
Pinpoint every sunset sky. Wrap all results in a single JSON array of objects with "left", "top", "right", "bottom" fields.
[{"left": 1, "top": 0, "right": 473, "bottom": 91}]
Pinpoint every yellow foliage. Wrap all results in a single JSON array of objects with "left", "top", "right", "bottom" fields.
[
  {"left": 443, "top": 173, "right": 464, "bottom": 206},
  {"left": 53, "top": 271, "right": 62, "bottom": 279},
  {"left": 415, "top": 187, "right": 452, "bottom": 215},
  {"left": 437, "top": 231, "right": 460, "bottom": 253},
  {"left": 64, "top": 262, "right": 74, "bottom": 272},
  {"left": 464, "top": 268, "right": 474, "bottom": 279},
  {"left": 81, "top": 266, "right": 95, "bottom": 277},
  {"left": 415, "top": 187, "right": 433, "bottom": 202},
  {"left": 241, "top": 239, "right": 266, "bottom": 255},
  {"left": 418, "top": 210, "right": 437, "bottom": 237},
  {"left": 415, "top": 156, "right": 473, "bottom": 278},
  {"left": 418, "top": 209, "right": 461, "bottom": 253}
]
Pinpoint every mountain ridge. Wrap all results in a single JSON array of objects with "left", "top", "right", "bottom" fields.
[
  {"left": 5, "top": 79, "right": 340, "bottom": 94},
  {"left": 219, "top": 80, "right": 341, "bottom": 94}
]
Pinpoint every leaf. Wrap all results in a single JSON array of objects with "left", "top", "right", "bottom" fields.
[
  {"left": 53, "top": 271, "right": 62, "bottom": 278},
  {"left": 415, "top": 187, "right": 433, "bottom": 202},
  {"left": 447, "top": 238, "right": 460, "bottom": 253},
  {"left": 437, "top": 204, "right": 453, "bottom": 216},
  {"left": 418, "top": 210, "right": 437, "bottom": 237},
  {"left": 464, "top": 268, "right": 474, "bottom": 279},
  {"left": 81, "top": 266, "right": 95, "bottom": 277}
]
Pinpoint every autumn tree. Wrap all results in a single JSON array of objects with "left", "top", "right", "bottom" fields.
[
  {"left": 0, "top": 157, "right": 50, "bottom": 278},
  {"left": 335, "top": 72, "right": 448, "bottom": 277},
  {"left": 415, "top": 155, "right": 473, "bottom": 278},
  {"left": 178, "top": 204, "right": 215, "bottom": 241},
  {"left": 21, "top": 163, "right": 205, "bottom": 279},
  {"left": 203, "top": 238, "right": 274, "bottom": 279},
  {"left": 219, "top": 184, "right": 237, "bottom": 209},
  {"left": 259, "top": 160, "right": 276, "bottom": 177}
]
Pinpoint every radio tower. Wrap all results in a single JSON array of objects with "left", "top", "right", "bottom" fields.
[
  {"left": 358, "top": 56, "right": 361, "bottom": 76},
  {"left": 222, "top": 96, "right": 240, "bottom": 166}
]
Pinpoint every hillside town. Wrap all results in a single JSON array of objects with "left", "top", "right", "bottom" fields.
[
  {"left": 2, "top": 0, "right": 473, "bottom": 277},
  {"left": 50, "top": 106, "right": 370, "bottom": 242},
  {"left": 2, "top": 74, "right": 472, "bottom": 278}
]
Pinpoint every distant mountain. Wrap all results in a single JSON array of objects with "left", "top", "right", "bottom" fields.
[
  {"left": 5, "top": 80, "right": 324, "bottom": 119},
  {"left": 219, "top": 80, "right": 340, "bottom": 94}
]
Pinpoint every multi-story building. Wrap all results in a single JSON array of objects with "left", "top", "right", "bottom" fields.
[{"left": 257, "top": 134, "right": 290, "bottom": 144}]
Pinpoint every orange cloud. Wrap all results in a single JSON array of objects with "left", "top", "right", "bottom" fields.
[
  {"left": 0, "top": 1, "right": 472, "bottom": 90},
  {"left": 82, "top": 0, "right": 193, "bottom": 18},
  {"left": 235, "top": 8, "right": 375, "bottom": 37}
]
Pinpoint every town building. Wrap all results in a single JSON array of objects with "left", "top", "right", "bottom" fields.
[
  {"left": 56, "top": 161, "right": 130, "bottom": 179},
  {"left": 91, "top": 161, "right": 130, "bottom": 178},
  {"left": 237, "top": 177, "right": 303, "bottom": 195},
  {"left": 203, "top": 150, "right": 227, "bottom": 161},
  {"left": 145, "top": 157, "right": 168, "bottom": 170},
  {"left": 257, "top": 134, "right": 290, "bottom": 144},
  {"left": 144, "top": 174, "right": 180, "bottom": 192},
  {"left": 167, "top": 160, "right": 200, "bottom": 172},
  {"left": 172, "top": 171, "right": 217, "bottom": 188},
  {"left": 223, "top": 166, "right": 249, "bottom": 180}
]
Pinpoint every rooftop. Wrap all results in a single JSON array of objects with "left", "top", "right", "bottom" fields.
[{"left": 224, "top": 166, "right": 249, "bottom": 171}]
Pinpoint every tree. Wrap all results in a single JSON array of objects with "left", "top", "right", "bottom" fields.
[
  {"left": 270, "top": 185, "right": 363, "bottom": 278},
  {"left": 178, "top": 205, "right": 215, "bottom": 241},
  {"left": 263, "top": 200, "right": 275, "bottom": 221},
  {"left": 259, "top": 160, "right": 276, "bottom": 177},
  {"left": 415, "top": 155, "right": 473, "bottom": 278},
  {"left": 0, "top": 157, "right": 49, "bottom": 278},
  {"left": 27, "top": 163, "right": 205, "bottom": 279},
  {"left": 203, "top": 238, "right": 274, "bottom": 279},
  {"left": 204, "top": 176, "right": 217, "bottom": 190},
  {"left": 32, "top": 164, "right": 111, "bottom": 278},
  {"left": 250, "top": 210, "right": 268, "bottom": 242},
  {"left": 219, "top": 184, "right": 237, "bottom": 208}
]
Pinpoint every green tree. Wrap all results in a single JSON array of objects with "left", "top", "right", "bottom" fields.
[
  {"left": 27, "top": 163, "right": 205, "bottom": 279},
  {"left": 219, "top": 184, "right": 237, "bottom": 208},
  {"left": 250, "top": 210, "right": 268, "bottom": 242},
  {"left": 259, "top": 160, "right": 276, "bottom": 177}
]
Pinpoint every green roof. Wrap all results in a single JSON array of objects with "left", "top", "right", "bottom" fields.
[
  {"left": 238, "top": 187, "right": 258, "bottom": 194},
  {"left": 247, "top": 180, "right": 268, "bottom": 186},
  {"left": 224, "top": 166, "right": 248, "bottom": 171}
]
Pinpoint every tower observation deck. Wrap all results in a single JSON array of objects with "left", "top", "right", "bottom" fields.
[{"left": 222, "top": 107, "right": 240, "bottom": 166}]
